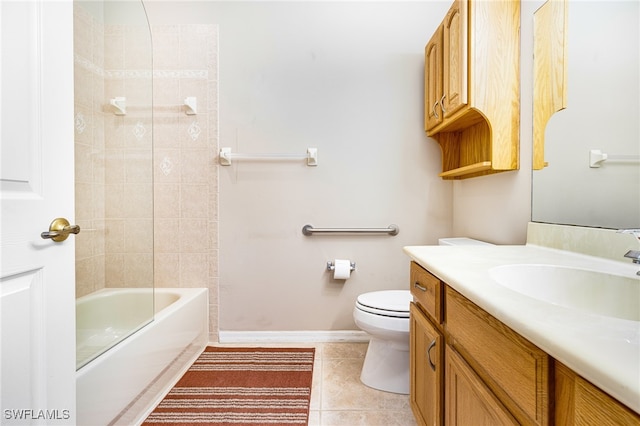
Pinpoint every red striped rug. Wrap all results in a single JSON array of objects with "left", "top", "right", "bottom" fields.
[{"left": 143, "top": 347, "right": 315, "bottom": 425}]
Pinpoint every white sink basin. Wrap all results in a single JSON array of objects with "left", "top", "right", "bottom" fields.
[{"left": 489, "top": 264, "right": 640, "bottom": 321}]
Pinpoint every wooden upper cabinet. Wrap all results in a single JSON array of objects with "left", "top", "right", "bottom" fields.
[
  {"left": 442, "top": 0, "right": 468, "bottom": 119},
  {"left": 425, "top": 26, "right": 443, "bottom": 131},
  {"left": 423, "top": 0, "right": 520, "bottom": 179},
  {"left": 424, "top": 1, "right": 467, "bottom": 132}
]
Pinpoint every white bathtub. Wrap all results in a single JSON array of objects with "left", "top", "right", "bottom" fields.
[{"left": 76, "top": 288, "right": 208, "bottom": 425}]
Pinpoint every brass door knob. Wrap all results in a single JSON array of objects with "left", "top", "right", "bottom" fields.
[{"left": 41, "top": 218, "right": 80, "bottom": 242}]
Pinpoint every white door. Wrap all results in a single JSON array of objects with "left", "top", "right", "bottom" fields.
[{"left": 0, "top": 1, "right": 75, "bottom": 424}]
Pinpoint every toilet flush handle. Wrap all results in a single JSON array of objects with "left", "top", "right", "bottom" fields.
[{"left": 427, "top": 340, "right": 437, "bottom": 372}]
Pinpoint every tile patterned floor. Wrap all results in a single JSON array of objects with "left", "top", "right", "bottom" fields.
[{"left": 307, "top": 342, "right": 417, "bottom": 426}]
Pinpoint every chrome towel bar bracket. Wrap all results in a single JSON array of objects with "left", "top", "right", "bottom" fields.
[{"left": 302, "top": 224, "right": 399, "bottom": 236}]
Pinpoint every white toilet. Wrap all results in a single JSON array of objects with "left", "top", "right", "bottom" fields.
[
  {"left": 354, "top": 237, "right": 493, "bottom": 394},
  {"left": 353, "top": 289, "right": 413, "bottom": 394}
]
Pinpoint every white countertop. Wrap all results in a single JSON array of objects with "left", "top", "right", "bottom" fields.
[{"left": 403, "top": 244, "right": 640, "bottom": 414}]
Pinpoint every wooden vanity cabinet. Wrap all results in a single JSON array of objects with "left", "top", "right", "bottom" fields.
[
  {"left": 409, "top": 262, "right": 640, "bottom": 426},
  {"left": 424, "top": 0, "right": 520, "bottom": 179},
  {"left": 409, "top": 262, "right": 552, "bottom": 426}
]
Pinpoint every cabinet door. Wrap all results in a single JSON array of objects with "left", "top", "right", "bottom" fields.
[
  {"left": 446, "top": 286, "right": 552, "bottom": 425},
  {"left": 442, "top": 0, "right": 468, "bottom": 118},
  {"left": 555, "top": 362, "right": 640, "bottom": 426},
  {"left": 445, "top": 346, "right": 518, "bottom": 426},
  {"left": 410, "top": 303, "right": 443, "bottom": 426},
  {"left": 425, "top": 25, "right": 443, "bottom": 131}
]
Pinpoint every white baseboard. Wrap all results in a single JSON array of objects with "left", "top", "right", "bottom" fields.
[{"left": 217, "top": 330, "right": 369, "bottom": 344}]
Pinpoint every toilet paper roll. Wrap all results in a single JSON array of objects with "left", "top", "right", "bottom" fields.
[{"left": 333, "top": 259, "right": 351, "bottom": 280}]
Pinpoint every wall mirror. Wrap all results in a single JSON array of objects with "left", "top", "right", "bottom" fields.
[{"left": 532, "top": 0, "right": 639, "bottom": 229}]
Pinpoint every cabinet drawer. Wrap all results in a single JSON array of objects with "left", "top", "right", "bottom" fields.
[
  {"left": 410, "top": 262, "right": 443, "bottom": 324},
  {"left": 446, "top": 286, "right": 552, "bottom": 426}
]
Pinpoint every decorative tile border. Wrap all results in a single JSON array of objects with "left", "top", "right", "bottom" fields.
[{"left": 75, "top": 55, "right": 209, "bottom": 80}]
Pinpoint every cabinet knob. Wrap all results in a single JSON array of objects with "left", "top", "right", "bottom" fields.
[
  {"left": 439, "top": 94, "right": 446, "bottom": 114},
  {"left": 432, "top": 101, "right": 440, "bottom": 119}
]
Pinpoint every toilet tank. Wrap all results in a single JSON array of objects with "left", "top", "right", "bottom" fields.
[{"left": 438, "top": 237, "right": 493, "bottom": 246}]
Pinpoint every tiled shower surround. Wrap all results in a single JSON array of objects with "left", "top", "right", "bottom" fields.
[
  {"left": 152, "top": 24, "right": 220, "bottom": 341},
  {"left": 74, "top": 4, "right": 219, "bottom": 341}
]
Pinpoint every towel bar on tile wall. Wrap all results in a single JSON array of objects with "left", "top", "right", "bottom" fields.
[
  {"left": 302, "top": 224, "right": 399, "bottom": 236},
  {"left": 219, "top": 147, "right": 318, "bottom": 166},
  {"left": 108, "top": 96, "right": 199, "bottom": 116}
]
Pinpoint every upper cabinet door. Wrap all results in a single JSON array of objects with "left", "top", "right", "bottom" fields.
[
  {"left": 442, "top": 0, "right": 468, "bottom": 119},
  {"left": 425, "top": 26, "right": 443, "bottom": 132}
]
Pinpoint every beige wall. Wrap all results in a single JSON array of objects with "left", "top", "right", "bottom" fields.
[{"left": 144, "top": 1, "right": 455, "bottom": 333}]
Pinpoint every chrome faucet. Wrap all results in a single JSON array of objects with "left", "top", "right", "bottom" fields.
[{"left": 618, "top": 229, "right": 640, "bottom": 275}]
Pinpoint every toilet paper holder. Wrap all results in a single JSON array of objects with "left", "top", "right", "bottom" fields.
[{"left": 327, "top": 261, "right": 356, "bottom": 272}]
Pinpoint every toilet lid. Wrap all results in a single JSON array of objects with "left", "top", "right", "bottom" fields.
[{"left": 356, "top": 290, "right": 411, "bottom": 318}]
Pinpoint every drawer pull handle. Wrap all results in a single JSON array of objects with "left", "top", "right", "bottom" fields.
[
  {"left": 414, "top": 282, "right": 427, "bottom": 292},
  {"left": 427, "top": 339, "right": 437, "bottom": 371}
]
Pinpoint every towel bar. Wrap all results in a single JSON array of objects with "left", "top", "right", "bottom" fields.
[{"left": 219, "top": 147, "right": 318, "bottom": 166}]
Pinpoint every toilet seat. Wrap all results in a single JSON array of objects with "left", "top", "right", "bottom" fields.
[{"left": 356, "top": 290, "right": 411, "bottom": 318}]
